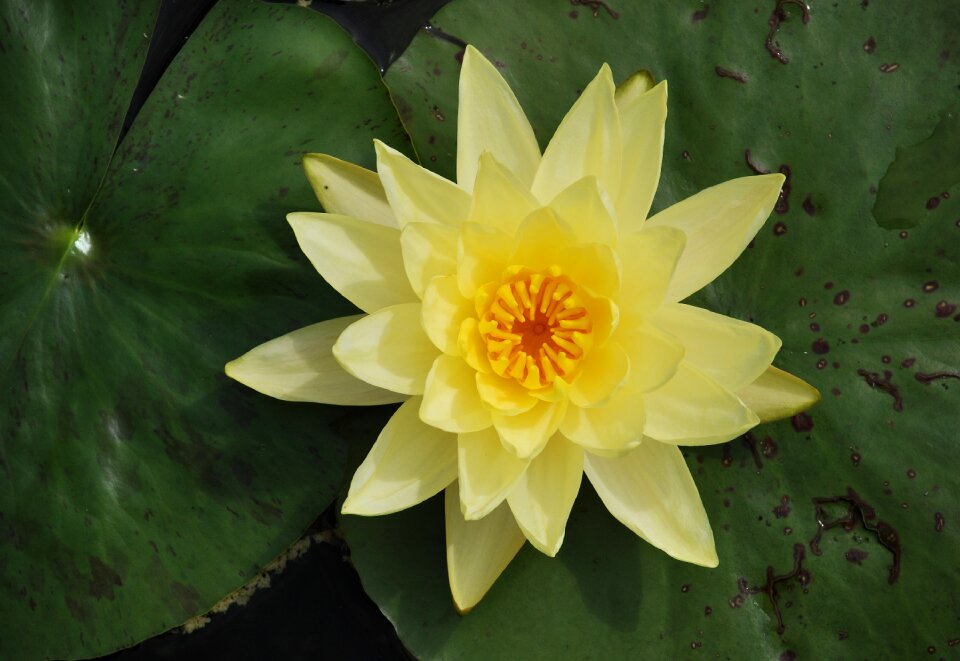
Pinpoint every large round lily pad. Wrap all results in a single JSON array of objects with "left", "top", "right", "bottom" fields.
[
  {"left": 343, "top": 1, "right": 960, "bottom": 657},
  {"left": 0, "top": 1, "right": 410, "bottom": 658}
]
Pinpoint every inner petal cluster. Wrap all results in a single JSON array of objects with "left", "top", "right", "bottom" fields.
[{"left": 478, "top": 267, "right": 592, "bottom": 389}]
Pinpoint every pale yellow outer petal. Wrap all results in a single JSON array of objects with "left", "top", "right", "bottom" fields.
[
  {"left": 400, "top": 222, "right": 458, "bottom": 297},
  {"left": 646, "top": 173, "right": 785, "bottom": 302},
  {"left": 614, "top": 80, "right": 667, "bottom": 227},
  {"left": 225, "top": 316, "right": 405, "bottom": 406},
  {"left": 421, "top": 275, "right": 473, "bottom": 355},
  {"left": 643, "top": 362, "right": 760, "bottom": 446},
  {"left": 491, "top": 400, "right": 567, "bottom": 460},
  {"left": 375, "top": 139, "right": 471, "bottom": 229},
  {"left": 584, "top": 440, "right": 718, "bottom": 567},
  {"left": 458, "top": 46, "right": 541, "bottom": 191},
  {"left": 302, "top": 153, "right": 396, "bottom": 227},
  {"left": 420, "top": 355, "right": 492, "bottom": 433},
  {"left": 507, "top": 434, "right": 583, "bottom": 556},
  {"left": 566, "top": 341, "right": 630, "bottom": 408},
  {"left": 560, "top": 388, "right": 645, "bottom": 455},
  {"left": 445, "top": 484, "right": 526, "bottom": 613},
  {"left": 332, "top": 304, "right": 438, "bottom": 395},
  {"left": 342, "top": 398, "right": 456, "bottom": 515},
  {"left": 457, "top": 222, "right": 512, "bottom": 298},
  {"left": 476, "top": 372, "right": 538, "bottom": 415},
  {"left": 458, "top": 427, "right": 529, "bottom": 519},
  {"left": 617, "top": 322, "right": 685, "bottom": 393},
  {"left": 614, "top": 69, "right": 655, "bottom": 107},
  {"left": 648, "top": 303, "right": 782, "bottom": 391},
  {"left": 288, "top": 212, "right": 417, "bottom": 313},
  {"left": 617, "top": 225, "right": 687, "bottom": 324},
  {"left": 736, "top": 365, "right": 821, "bottom": 422},
  {"left": 468, "top": 152, "right": 540, "bottom": 235},
  {"left": 548, "top": 175, "right": 618, "bottom": 246},
  {"left": 532, "top": 64, "right": 622, "bottom": 203}
]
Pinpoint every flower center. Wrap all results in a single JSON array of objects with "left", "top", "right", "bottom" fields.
[{"left": 478, "top": 268, "right": 592, "bottom": 389}]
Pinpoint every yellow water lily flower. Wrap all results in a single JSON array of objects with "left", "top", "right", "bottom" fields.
[{"left": 226, "top": 45, "right": 819, "bottom": 612}]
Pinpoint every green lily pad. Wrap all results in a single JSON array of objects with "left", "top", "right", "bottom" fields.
[
  {"left": 0, "top": 1, "right": 410, "bottom": 658},
  {"left": 343, "top": 1, "right": 960, "bottom": 657}
]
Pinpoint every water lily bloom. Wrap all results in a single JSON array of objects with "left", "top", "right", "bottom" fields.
[{"left": 226, "top": 45, "right": 819, "bottom": 612}]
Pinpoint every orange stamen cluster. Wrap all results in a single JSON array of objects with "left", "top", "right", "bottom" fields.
[{"left": 478, "top": 268, "right": 592, "bottom": 389}]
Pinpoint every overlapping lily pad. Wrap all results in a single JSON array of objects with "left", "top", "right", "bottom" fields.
[
  {"left": 0, "top": 1, "right": 410, "bottom": 657},
  {"left": 343, "top": 1, "right": 960, "bottom": 657}
]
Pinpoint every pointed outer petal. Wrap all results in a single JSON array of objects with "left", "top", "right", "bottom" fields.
[
  {"left": 510, "top": 207, "right": 578, "bottom": 273},
  {"left": 491, "top": 400, "right": 567, "bottom": 460},
  {"left": 225, "top": 316, "right": 405, "bottom": 406},
  {"left": 458, "top": 317, "right": 492, "bottom": 374},
  {"left": 615, "top": 80, "right": 667, "bottom": 227},
  {"left": 420, "top": 354, "right": 493, "bottom": 433},
  {"left": 736, "top": 365, "right": 821, "bottom": 422},
  {"left": 333, "top": 303, "right": 438, "bottom": 395},
  {"left": 617, "top": 225, "right": 687, "bottom": 323},
  {"left": 584, "top": 440, "right": 718, "bottom": 567},
  {"left": 548, "top": 176, "right": 618, "bottom": 246},
  {"left": 617, "top": 322, "right": 685, "bottom": 393},
  {"left": 643, "top": 362, "right": 760, "bottom": 446},
  {"left": 457, "top": 46, "right": 541, "bottom": 191},
  {"left": 476, "top": 371, "right": 538, "bottom": 415},
  {"left": 566, "top": 340, "right": 630, "bottom": 408},
  {"left": 458, "top": 427, "right": 530, "bottom": 519},
  {"left": 422, "top": 275, "right": 473, "bottom": 355},
  {"left": 302, "top": 153, "right": 396, "bottom": 228},
  {"left": 648, "top": 303, "right": 782, "bottom": 392},
  {"left": 557, "top": 242, "right": 620, "bottom": 300},
  {"left": 646, "top": 173, "right": 785, "bottom": 302},
  {"left": 468, "top": 151, "right": 540, "bottom": 235},
  {"left": 532, "top": 64, "right": 621, "bottom": 203},
  {"left": 374, "top": 139, "right": 471, "bottom": 229},
  {"left": 560, "top": 387, "right": 645, "bottom": 455},
  {"left": 457, "top": 222, "right": 513, "bottom": 298},
  {"left": 342, "top": 398, "right": 456, "bottom": 515},
  {"left": 288, "top": 212, "right": 417, "bottom": 313},
  {"left": 445, "top": 484, "right": 526, "bottom": 614},
  {"left": 401, "top": 222, "right": 458, "bottom": 297},
  {"left": 507, "top": 435, "right": 583, "bottom": 556},
  {"left": 614, "top": 69, "right": 655, "bottom": 108}
]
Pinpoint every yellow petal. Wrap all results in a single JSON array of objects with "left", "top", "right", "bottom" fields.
[
  {"left": 646, "top": 173, "right": 785, "bottom": 302},
  {"left": 458, "top": 46, "right": 541, "bottom": 191},
  {"left": 420, "top": 355, "right": 492, "bottom": 433},
  {"left": 584, "top": 440, "right": 718, "bottom": 567},
  {"left": 557, "top": 242, "right": 621, "bottom": 300},
  {"left": 375, "top": 139, "right": 470, "bottom": 229},
  {"left": 491, "top": 400, "right": 567, "bottom": 460},
  {"left": 617, "top": 225, "right": 687, "bottom": 324},
  {"left": 342, "top": 398, "right": 456, "bottom": 515},
  {"left": 548, "top": 176, "right": 618, "bottom": 246},
  {"left": 288, "top": 212, "right": 417, "bottom": 313},
  {"left": 302, "top": 153, "right": 396, "bottom": 227},
  {"left": 333, "top": 303, "right": 439, "bottom": 395},
  {"left": 567, "top": 341, "right": 630, "bottom": 408},
  {"left": 225, "top": 316, "right": 405, "bottom": 406},
  {"left": 736, "top": 365, "right": 821, "bottom": 422},
  {"left": 457, "top": 221, "right": 512, "bottom": 298},
  {"left": 468, "top": 151, "right": 540, "bottom": 235},
  {"left": 614, "top": 69, "right": 655, "bottom": 107},
  {"left": 476, "top": 371, "right": 538, "bottom": 415},
  {"left": 400, "top": 222, "right": 458, "bottom": 297},
  {"left": 532, "top": 63, "right": 621, "bottom": 203},
  {"left": 560, "top": 388, "right": 645, "bottom": 455},
  {"left": 643, "top": 362, "right": 760, "bottom": 446},
  {"left": 507, "top": 434, "right": 583, "bottom": 556},
  {"left": 445, "top": 484, "right": 525, "bottom": 613},
  {"left": 510, "top": 207, "right": 578, "bottom": 272},
  {"left": 421, "top": 275, "right": 473, "bottom": 355},
  {"left": 458, "top": 427, "right": 529, "bottom": 519},
  {"left": 617, "top": 322, "right": 685, "bottom": 393},
  {"left": 614, "top": 80, "right": 667, "bottom": 227},
  {"left": 458, "top": 316, "right": 492, "bottom": 374},
  {"left": 649, "top": 303, "right": 782, "bottom": 391}
]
